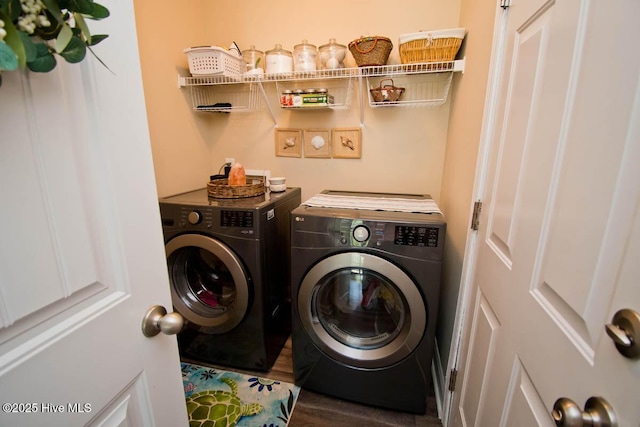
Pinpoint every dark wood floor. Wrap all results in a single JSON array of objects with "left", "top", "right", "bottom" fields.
[{"left": 183, "top": 337, "right": 442, "bottom": 427}]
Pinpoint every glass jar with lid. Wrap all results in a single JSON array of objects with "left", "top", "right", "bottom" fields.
[
  {"left": 265, "top": 44, "right": 293, "bottom": 75},
  {"left": 318, "top": 38, "right": 347, "bottom": 70},
  {"left": 293, "top": 40, "right": 318, "bottom": 72},
  {"left": 241, "top": 45, "right": 264, "bottom": 74}
]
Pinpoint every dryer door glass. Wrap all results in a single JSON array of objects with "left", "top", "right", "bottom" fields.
[
  {"left": 315, "top": 268, "right": 406, "bottom": 350},
  {"left": 166, "top": 234, "right": 250, "bottom": 334},
  {"left": 298, "top": 252, "right": 427, "bottom": 368},
  {"left": 180, "top": 247, "right": 235, "bottom": 312}
]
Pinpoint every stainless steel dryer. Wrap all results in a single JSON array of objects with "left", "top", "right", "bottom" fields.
[
  {"left": 160, "top": 187, "right": 301, "bottom": 371},
  {"left": 290, "top": 190, "right": 445, "bottom": 414}
]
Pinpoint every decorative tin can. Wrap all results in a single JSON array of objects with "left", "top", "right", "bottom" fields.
[
  {"left": 281, "top": 90, "right": 293, "bottom": 106},
  {"left": 292, "top": 89, "right": 304, "bottom": 107}
]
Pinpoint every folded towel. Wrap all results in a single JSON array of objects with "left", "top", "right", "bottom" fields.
[{"left": 302, "top": 193, "right": 442, "bottom": 214}]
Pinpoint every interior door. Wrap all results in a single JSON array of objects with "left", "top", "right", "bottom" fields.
[
  {"left": 0, "top": 1, "right": 187, "bottom": 425},
  {"left": 451, "top": 0, "right": 640, "bottom": 425}
]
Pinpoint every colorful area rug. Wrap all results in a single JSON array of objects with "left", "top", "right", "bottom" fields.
[{"left": 181, "top": 362, "right": 300, "bottom": 427}]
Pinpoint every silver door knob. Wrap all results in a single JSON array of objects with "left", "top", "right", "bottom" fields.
[
  {"left": 141, "top": 305, "right": 184, "bottom": 337},
  {"left": 552, "top": 396, "right": 617, "bottom": 427},
  {"left": 605, "top": 308, "right": 640, "bottom": 359}
]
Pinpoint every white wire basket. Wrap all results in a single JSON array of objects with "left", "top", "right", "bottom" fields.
[
  {"left": 366, "top": 72, "right": 454, "bottom": 108},
  {"left": 184, "top": 46, "right": 245, "bottom": 78},
  {"left": 188, "top": 83, "right": 265, "bottom": 113}
]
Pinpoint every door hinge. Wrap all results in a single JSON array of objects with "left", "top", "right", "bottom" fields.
[
  {"left": 448, "top": 369, "right": 458, "bottom": 392},
  {"left": 471, "top": 201, "right": 482, "bottom": 231},
  {"left": 500, "top": 0, "right": 510, "bottom": 9}
]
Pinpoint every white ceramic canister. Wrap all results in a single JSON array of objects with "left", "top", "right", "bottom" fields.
[
  {"left": 293, "top": 40, "right": 318, "bottom": 72},
  {"left": 265, "top": 44, "right": 293, "bottom": 75}
]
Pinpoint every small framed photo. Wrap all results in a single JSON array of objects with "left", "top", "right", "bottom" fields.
[
  {"left": 332, "top": 128, "right": 362, "bottom": 159},
  {"left": 303, "top": 129, "right": 331, "bottom": 158},
  {"left": 275, "top": 128, "right": 302, "bottom": 158}
]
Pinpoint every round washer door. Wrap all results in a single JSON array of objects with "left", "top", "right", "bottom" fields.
[
  {"left": 166, "top": 234, "right": 250, "bottom": 334},
  {"left": 298, "top": 252, "right": 427, "bottom": 369}
]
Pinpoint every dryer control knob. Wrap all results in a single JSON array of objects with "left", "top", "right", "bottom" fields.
[
  {"left": 353, "top": 225, "right": 370, "bottom": 242},
  {"left": 188, "top": 210, "right": 202, "bottom": 225}
]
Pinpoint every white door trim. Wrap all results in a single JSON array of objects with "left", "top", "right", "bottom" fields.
[{"left": 441, "top": 2, "right": 512, "bottom": 425}]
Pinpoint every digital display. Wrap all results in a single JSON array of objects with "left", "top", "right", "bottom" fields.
[
  {"left": 394, "top": 226, "right": 439, "bottom": 247},
  {"left": 221, "top": 210, "right": 253, "bottom": 228}
]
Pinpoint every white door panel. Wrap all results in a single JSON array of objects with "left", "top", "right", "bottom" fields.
[
  {"left": 0, "top": 1, "right": 187, "bottom": 425},
  {"left": 500, "top": 358, "right": 553, "bottom": 427},
  {"left": 452, "top": 0, "right": 640, "bottom": 425},
  {"left": 1, "top": 67, "right": 111, "bottom": 336},
  {"left": 458, "top": 292, "right": 501, "bottom": 427}
]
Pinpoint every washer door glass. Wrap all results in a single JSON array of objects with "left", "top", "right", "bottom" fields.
[
  {"left": 315, "top": 268, "right": 405, "bottom": 350},
  {"left": 166, "top": 234, "right": 250, "bottom": 334},
  {"left": 298, "top": 252, "right": 427, "bottom": 368}
]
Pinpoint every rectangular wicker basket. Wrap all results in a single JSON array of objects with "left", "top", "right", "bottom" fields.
[
  {"left": 399, "top": 28, "right": 466, "bottom": 64},
  {"left": 207, "top": 178, "right": 265, "bottom": 199}
]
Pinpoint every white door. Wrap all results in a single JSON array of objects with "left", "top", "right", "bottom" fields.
[
  {"left": 451, "top": 0, "right": 640, "bottom": 425},
  {"left": 0, "top": 1, "right": 188, "bottom": 426}
]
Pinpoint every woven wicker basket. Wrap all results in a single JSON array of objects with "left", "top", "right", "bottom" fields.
[
  {"left": 399, "top": 28, "right": 465, "bottom": 64},
  {"left": 207, "top": 178, "right": 265, "bottom": 199},
  {"left": 348, "top": 36, "right": 393, "bottom": 67},
  {"left": 370, "top": 79, "right": 405, "bottom": 102}
]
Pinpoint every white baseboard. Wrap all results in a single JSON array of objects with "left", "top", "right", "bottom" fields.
[{"left": 431, "top": 338, "right": 445, "bottom": 421}]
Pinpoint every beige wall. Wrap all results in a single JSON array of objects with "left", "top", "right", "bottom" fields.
[{"left": 133, "top": 1, "right": 212, "bottom": 197}]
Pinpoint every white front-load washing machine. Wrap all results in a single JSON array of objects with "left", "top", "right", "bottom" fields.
[{"left": 290, "top": 190, "right": 445, "bottom": 413}]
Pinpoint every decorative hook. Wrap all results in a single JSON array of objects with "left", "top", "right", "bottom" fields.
[{"left": 340, "top": 136, "right": 354, "bottom": 150}]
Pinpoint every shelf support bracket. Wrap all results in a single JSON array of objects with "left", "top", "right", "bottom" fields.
[
  {"left": 358, "top": 73, "right": 365, "bottom": 128},
  {"left": 257, "top": 80, "right": 278, "bottom": 127}
]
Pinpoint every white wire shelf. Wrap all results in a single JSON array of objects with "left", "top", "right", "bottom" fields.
[
  {"left": 177, "top": 59, "right": 464, "bottom": 87},
  {"left": 359, "top": 59, "right": 464, "bottom": 77},
  {"left": 178, "top": 59, "right": 465, "bottom": 121},
  {"left": 177, "top": 68, "right": 359, "bottom": 87}
]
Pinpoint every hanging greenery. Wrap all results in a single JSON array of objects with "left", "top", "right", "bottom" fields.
[{"left": 0, "top": 0, "right": 109, "bottom": 87}]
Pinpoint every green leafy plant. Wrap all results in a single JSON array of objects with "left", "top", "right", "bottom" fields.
[{"left": 0, "top": 0, "right": 109, "bottom": 86}]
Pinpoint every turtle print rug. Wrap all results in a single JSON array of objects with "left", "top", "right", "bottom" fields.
[{"left": 181, "top": 362, "right": 300, "bottom": 427}]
